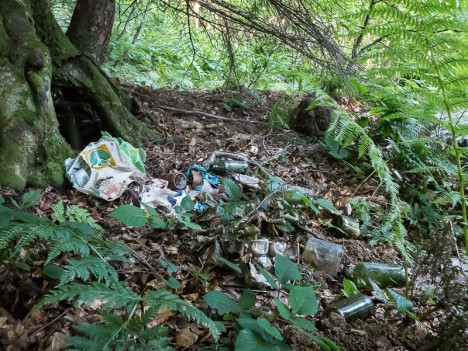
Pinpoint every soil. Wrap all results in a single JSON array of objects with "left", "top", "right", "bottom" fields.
[{"left": 0, "top": 84, "right": 463, "bottom": 351}]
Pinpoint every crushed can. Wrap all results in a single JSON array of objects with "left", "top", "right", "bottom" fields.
[
  {"left": 331, "top": 215, "right": 361, "bottom": 239},
  {"left": 209, "top": 159, "right": 248, "bottom": 174},
  {"left": 347, "top": 262, "right": 405, "bottom": 288},
  {"left": 303, "top": 237, "right": 344, "bottom": 277},
  {"left": 323, "top": 293, "right": 374, "bottom": 321},
  {"left": 169, "top": 172, "right": 187, "bottom": 190}
]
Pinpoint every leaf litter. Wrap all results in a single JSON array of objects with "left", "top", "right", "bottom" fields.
[{"left": 0, "top": 85, "right": 462, "bottom": 350}]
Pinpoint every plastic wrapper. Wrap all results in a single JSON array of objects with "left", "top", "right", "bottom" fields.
[{"left": 65, "top": 132, "right": 146, "bottom": 201}]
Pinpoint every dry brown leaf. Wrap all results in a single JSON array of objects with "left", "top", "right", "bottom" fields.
[
  {"left": 147, "top": 308, "right": 174, "bottom": 328},
  {"left": 176, "top": 328, "right": 198, "bottom": 347}
]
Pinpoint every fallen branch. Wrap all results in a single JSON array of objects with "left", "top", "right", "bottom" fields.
[{"left": 157, "top": 104, "right": 268, "bottom": 125}]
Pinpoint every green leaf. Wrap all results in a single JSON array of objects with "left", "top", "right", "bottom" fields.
[
  {"left": 43, "top": 265, "right": 65, "bottom": 280},
  {"left": 235, "top": 329, "right": 272, "bottom": 351},
  {"left": 274, "top": 298, "right": 291, "bottom": 320},
  {"left": 0, "top": 212, "right": 11, "bottom": 229},
  {"left": 109, "top": 205, "right": 148, "bottom": 227},
  {"left": 158, "top": 258, "right": 179, "bottom": 273},
  {"left": 164, "top": 277, "right": 181, "bottom": 289},
  {"left": 14, "top": 261, "right": 30, "bottom": 272},
  {"left": 21, "top": 190, "right": 41, "bottom": 209},
  {"left": 0, "top": 196, "right": 4, "bottom": 205},
  {"left": 257, "top": 318, "right": 283, "bottom": 340},
  {"left": 150, "top": 216, "right": 167, "bottom": 229},
  {"left": 257, "top": 264, "right": 279, "bottom": 289},
  {"left": 239, "top": 289, "right": 256, "bottom": 311},
  {"left": 274, "top": 255, "right": 301, "bottom": 284},
  {"left": 176, "top": 213, "right": 202, "bottom": 230},
  {"left": 342, "top": 278, "right": 359, "bottom": 297},
  {"left": 203, "top": 291, "right": 238, "bottom": 315},
  {"left": 222, "top": 178, "right": 242, "bottom": 201},
  {"left": 180, "top": 196, "right": 195, "bottom": 211},
  {"left": 289, "top": 286, "right": 318, "bottom": 316},
  {"left": 314, "top": 199, "right": 337, "bottom": 213},
  {"left": 386, "top": 288, "right": 414, "bottom": 315},
  {"left": 217, "top": 257, "right": 242, "bottom": 273},
  {"left": 324, "top": 135, "right": 349, "bottom": 160},
  {"left": 291, "top": 316, "right": 316, "bottom": 331},
  {"left": 304, "top": 333, "right": 340, "bottom": 351}
]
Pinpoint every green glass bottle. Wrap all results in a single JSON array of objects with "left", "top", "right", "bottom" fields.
[
  {"left": 348, "top": 262, "right": 405, "bottom": 288},
  {"left": 323, "top": 294, "right": 374, "bottom": 321}
]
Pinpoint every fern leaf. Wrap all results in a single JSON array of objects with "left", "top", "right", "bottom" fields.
[{"left": 144, "top": 290, "right": 222, "bottom": 342}]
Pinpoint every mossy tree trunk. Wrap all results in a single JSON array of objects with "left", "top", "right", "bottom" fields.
[{"left": 0, "top": 0, "right": 155, "bottom": 189}]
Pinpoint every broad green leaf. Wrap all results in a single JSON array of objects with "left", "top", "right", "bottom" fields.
[
  {"left": 0, "top": 212, "right": 10, "bottom": 228},
  {"left": 315, "top": 199, "right": 337, "bottom": 213},
  {"left": 176, "top": 213, "right": 202, "bottom": 230},
  {"left": 235, "top": 329, "right": 291, "bottom": 351},
  {"left": 110, "top": 205, "right": 148, "bottom": 227},
  {"left": 342, "top": 278, "right": 359, "bottom": 297},
  {"left": 234, "top": 329, "right": 272, "bottom": 351},
  {"left": 274, "top": 298, "right": 291, "bottom": 320},
  {"left": 257, "top": 318, "right": 283, "bottom": 340},
  {"left": 291, "top": 316, "right": 316, "bottom": 331},
  {"left": 239, "top": 289, "right": 256, "bottom": 311},
  {"left": 150, "top": 216, "right": 166, "bottom": 229},
  {"left": 14, "top": 261, "right": 30, "bottom": 272},
  {"left": 274, "top": 255, "right": 301, "bottom": 284},
  {"left": 180, "top": 196, "right": 195, "bottom": 211},
  {"left": 42, "top": 265, "right": 65, "bottom": 279},
  {"left": 164, "top": 277, "right": 181, "bottom": 289},
  {"left": 289, "top": 286, "right": 318, "bottom": 316},
  {"left": 203, "top": 291, "right": 238, "bottom": 315},
  {"left": 21, "top": 190, "right": 41, "bottom": 209},
  {"left": 217, "top": 257, "right": 242, "bottom": 273},
  {"left": 141, "top": 202, "right": 158, "bottom": 216},
  {"left": 0, "top": 196, "right": 4, "bottom": 205},
  {"left": 222, "top": 178, "right": 242, "bottom": 201},
  {"left": 257, "top": 264, "right": 279, "bottom": 289}
]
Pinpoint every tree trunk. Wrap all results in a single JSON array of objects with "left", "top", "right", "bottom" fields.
[
  {"left": 66, "top": 0, "right": 115, "bottom": 66},
  {"left": 0, "top": 0, "right": 155, "bottom": 189}
]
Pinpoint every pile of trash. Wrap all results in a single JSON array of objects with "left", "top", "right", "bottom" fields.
[{"left": 65, "top": 132, "right": 408, "bottom": 322}]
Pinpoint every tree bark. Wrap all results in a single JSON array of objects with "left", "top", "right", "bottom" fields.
[
  {"left": 0, "top": 0, "right": 155, "bottom": 189},
  {"left": 66, "top": 0, "right": 116, "bottom": 65}
]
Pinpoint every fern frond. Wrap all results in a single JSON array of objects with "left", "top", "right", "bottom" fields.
[
  {"left": 60, "top": 256, "right": 120, "bottom": 286},
  {"left": 33, "top": 282, "right": 140, "bottom": 312},
  {"left": 144, "top": 290, "right": 221, "bottom": 342},
  {"left": 52, "top": 201, "right": 66, "bottom": 223}
]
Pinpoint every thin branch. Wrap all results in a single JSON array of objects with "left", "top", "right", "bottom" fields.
[{"left": 157, "top": 104, "right": 268, "bottom": 124}]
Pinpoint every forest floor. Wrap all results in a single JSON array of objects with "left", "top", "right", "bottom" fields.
[{"left": 0, "top": 85, "right": 465, "bottom": 350}]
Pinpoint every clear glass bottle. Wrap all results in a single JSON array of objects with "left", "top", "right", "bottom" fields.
[
  {"left": 348, "top": 262, "right": 405, "bottom": 288},
  {"left": 303, "top": 237, "right": 344, "bottom": 277}
]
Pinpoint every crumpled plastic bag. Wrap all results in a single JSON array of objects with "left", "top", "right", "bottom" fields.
[
  {"left": 65, "top": 132, "right": 146, "bottom": 201},
  {"left": 140, "top": 179, "right": 185, "bottom": 214}
]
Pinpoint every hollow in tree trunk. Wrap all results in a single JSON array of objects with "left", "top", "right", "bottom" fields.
[{"left": 0, "top": 0, "right": 156, "bottom": 189}]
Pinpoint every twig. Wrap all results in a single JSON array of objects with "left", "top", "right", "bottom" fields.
[
  {"left": 294, "top": 223, "right": 326, "bottom": 239},
  {"left": 353, "top": 169, "right": 376, "bottom": 196},
  {"left": 32, "top": 308, "right": 70, "bottom": 336},
  {"left": 157, "top": 104, "right": 268, "bottom": 125}
]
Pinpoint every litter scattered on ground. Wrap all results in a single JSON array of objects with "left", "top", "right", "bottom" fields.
[{"left": 64, "top": 131, "right": 409, "bottom": 327}]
